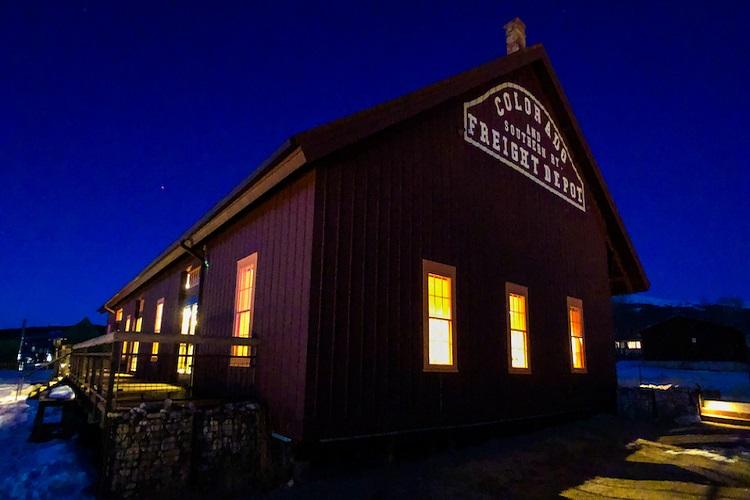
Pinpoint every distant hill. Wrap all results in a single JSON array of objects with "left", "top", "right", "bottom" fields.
[
  {"left": 0, "top": 318, "right": 105, "bottom": 367},
  {"left": 613, "top": 299, "right": 750, "bottom": 343}
]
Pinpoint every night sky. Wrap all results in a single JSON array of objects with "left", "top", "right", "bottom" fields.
[{"left": 2, "top": 1, "right": 748, "bottom": 328}]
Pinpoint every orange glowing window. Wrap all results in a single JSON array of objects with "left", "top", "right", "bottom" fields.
[
  {"left": 120, "top": 341, "right": 139, "bottom": 372},
  {"left": 129, "top": 341, "right": 139, "bottom": 372},
  {"left": 124, "top": 314, "right": 132, "bottom": 332},
  {"left": 120, "top": 340, "right": 128, "bottom": 366},
  {"left": 113, "top": 308, "right": 124, "bottom": 333},
  {"left": 177, "top": 343, "right": 194, "bottom": 375},
  {"left": 134, "top": 299, "right": 144, "bottom": 333},
  {"left": 154, "top": 298, "right": 164, "bottom": 333},
  {"left": 229, "top": 344, "right": 251, "bottom": 368},
  {"left": 423, "top": 260, "right": 457, "bottom": 371},
  {"left": 568, "top": 297, "right": 586, "bottom": 372},
  {"left": 150, "top": 342, "right": 159, "bottom": 363},
  {"left": 506, "top": 283, "right": 530, "bottom": 372},
  {"left": 233, "top": 253, "right": 258, "bottom": 339}
]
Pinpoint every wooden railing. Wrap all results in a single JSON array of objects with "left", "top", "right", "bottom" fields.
[{"left": 68, "top": 333, "right": 260, "bottom": 416}]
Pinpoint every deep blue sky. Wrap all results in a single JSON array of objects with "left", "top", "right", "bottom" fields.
[{"left": 2, "top": 1, "right": 748, "bottom": 327}]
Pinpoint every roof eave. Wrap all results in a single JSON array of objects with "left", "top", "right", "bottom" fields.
[{"left": 101, "top": 139, "right": 306, "bottom": 312}]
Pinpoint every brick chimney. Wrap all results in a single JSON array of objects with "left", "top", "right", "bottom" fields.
[{"left": 504, "top": 17, "right": 526, "bottom": 54}]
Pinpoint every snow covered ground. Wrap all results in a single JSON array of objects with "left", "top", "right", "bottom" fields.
[
  {"left": 0, "top": 370, "right": 95, "bottom": 499},
  {"left": 617, "top": 361, "right": 750, "bottom": 401}
]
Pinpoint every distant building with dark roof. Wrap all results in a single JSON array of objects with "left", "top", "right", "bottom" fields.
[{"left": 641, "top": 317, "right": 748, "bottom": 362}]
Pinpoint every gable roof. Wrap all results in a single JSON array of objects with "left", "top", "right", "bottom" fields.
[{"left": 103, "top": 44, "right": 648, "bottom": 311}]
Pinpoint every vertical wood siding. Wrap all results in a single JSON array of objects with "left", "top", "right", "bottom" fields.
[
  {"left": 111, "top": 170, "right": 315, "bottom": 439},
  {"left": 305, "top": 63, "right": 616, "bottom": 441},
  {"left": 198, "top": 170, "right": 315, "bottom": 439}
]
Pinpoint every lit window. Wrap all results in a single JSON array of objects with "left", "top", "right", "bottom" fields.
[
  {"left": 121, "top": 340, "right": 128, "bottom": 366},
  {"left": 134, "top": 299, "right": 144, "bottom": 333},
  {"left": 233, "top": 253, "right": 258, "bottom": 339},
  {"left": 627, "top": 340, "right": 641, "bottom": 350},
  {"left": 154, "top": 298, "right": 164, "bottom": 333},
  {"left": 180, "top": 301, "right": 198, "bottom": 335},
  {"left": 112, "top": 308, "right": 124, "bottom": 333},
  {"left": 130, "top": 341, "right": 139, "bottom": 372},
  {"left": 150, "top": 342, "right": 159, "bottom": 363},
  {"left": 185, "top": 267, "right": 200, "bottom": 290},
  {"left": 568, "top": 297, "right": 586, "bottom": 372},
  {"left": 125, "top": 314, "right": 132, "bottom": 332},
  {"left": 423, "top": 260, "right": 457, "bottom": 371},
  {"left": 229, "top": 344, "right": 251, "bottom": 368},
  {"left": 121, "top": 341, "right": 139, "bottom": 372},
  {"left": 506, "top": 283, "right": 530, "bottom": 372},
  {"left": 177, "top": 343, "right": 194, "bottom": 375}
]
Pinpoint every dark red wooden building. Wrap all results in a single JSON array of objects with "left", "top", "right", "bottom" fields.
[{"left": 86, "top": 20, "right": 648, "bottom": 445}]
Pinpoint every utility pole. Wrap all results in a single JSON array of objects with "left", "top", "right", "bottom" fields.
[
  {"left": 16, "top": 319, "right": 27, "bottom": 371},
  {"left": 16, "top": 319, "right": 27, "bottom": 399}
]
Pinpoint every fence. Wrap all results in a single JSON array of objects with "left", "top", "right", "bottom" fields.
[{"left": 67, "top": 332, "right": 259, "bottom": 418}]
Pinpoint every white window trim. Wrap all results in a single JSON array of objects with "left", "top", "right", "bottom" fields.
[
  {"left": 154, "top": 298, "right": 165, "bottom": 333},
  {"left": 567, "top": 296, "right": 587, "bottom": 373},
  {"left": 422, "top": 259, "right": 458, "bottom": 373},
  {"left": 506, "top": 282, "right": 531, "bottom": 374},
  {"left": 232, "top": 252, "right": 258, "bottom": 339}
]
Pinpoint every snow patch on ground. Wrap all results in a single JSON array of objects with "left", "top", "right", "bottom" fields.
[
  {"left": 665, "top": 448, "right": 739, "bottom": 464},
  {"left": 0, "top": 370, "right": 95, "bottom": 499},
  {"left": 617, "top": 361, "right": 750, "bottom": 400}
]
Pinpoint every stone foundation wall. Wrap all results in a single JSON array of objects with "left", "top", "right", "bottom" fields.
[
  {"left": 618, "top": 386, "right": 700, "bottom": 424},
  {"left": 103, "top": 401, "right": 270, "bottom": 498}
]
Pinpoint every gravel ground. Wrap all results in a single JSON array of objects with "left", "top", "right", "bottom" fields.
[{"left": 266, "top": 415, "right": 750, "bottom": 499}]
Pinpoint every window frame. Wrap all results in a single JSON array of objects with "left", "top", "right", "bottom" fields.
[
  {"left": 134, "top": 298, "right": 144, "bottom": 333},
  {"left": 185, "top": 266, "right": 200, "bottom": 290},
  {"left": 567, "top": 296, "right": 587, "bottom": 373},
  {"left": 232, "top": 252, "right": 258, "bottom": 340},
  {"left": 506, "top": 282, "right": 531, "bottom": 374},
  {"left": 180, "top": 300, "right": 198, "bottom": 336},
  {"left": 177, "top": 342, "right": 194, "bottom": 375},
  {"left": 422, "top": 259, "right": 458, "bottom": 373},
  {"left": 229, "top": 344, "right": 252, "bottom": 368},
  {"left": 154, "top": 298, "right": 165, "bottom": 333}
]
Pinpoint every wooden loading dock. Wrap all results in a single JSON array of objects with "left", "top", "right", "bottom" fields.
[{"left": 72, "top": 19, "right": 648, "bottom": 446}]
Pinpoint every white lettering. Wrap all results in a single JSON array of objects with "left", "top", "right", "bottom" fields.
[
  {"left": 519, "top": 147, "right": 529, "bottom": 169},
  {"left": 530, "top": 155, "right": 539, "bottom": 175},
  {"left": 513, "top": 91, "right": 522, "bottom": 111},
  {"left": 492, "top": 129, "right": 501, "bottom": 151},
  {"left": 480, "top": 121, "right": 489, "bottom": 145},
  {"left": 503, "top": 92, "right": 512, "bottom": 112},
  {"left": 467, "top": 113, "right": 478, "bottom": 136},
  {"left": 494, "top": 96, "right": 505, "bottom": 117}
]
